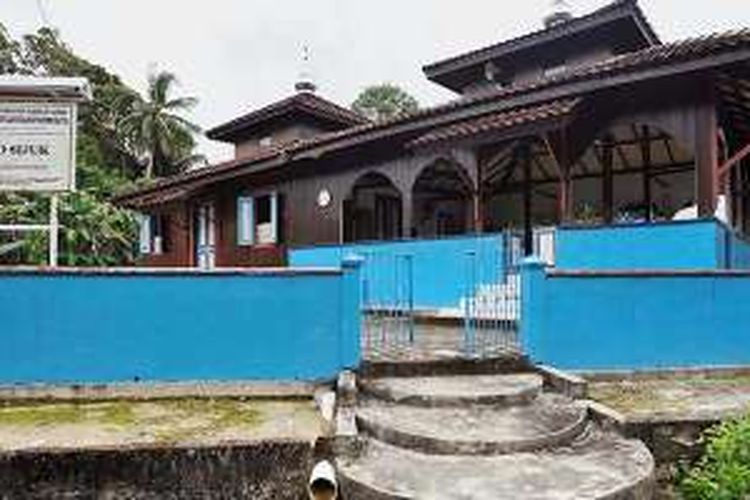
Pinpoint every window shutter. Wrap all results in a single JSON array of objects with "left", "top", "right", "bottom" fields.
[
  {"left": 276, "top": 192, "right": 286, "bottom": 244},
  {"left": 269, "top": 192, "right": 278, "bottom": 244},
  {"left": 237, "top": 196, "right": 255, "bottom": 246},
  {"left": 138, "top": 213, "right": 152, "bottom": 254}
]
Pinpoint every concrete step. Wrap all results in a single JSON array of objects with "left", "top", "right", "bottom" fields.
[
  {"left": 337, "top": 427, "right": 655, "bottom": 500},
  {"left": 356, "top": 393, "right": 588, "bottom": 455},
  {"left": 360, "top": 373, "right": 543, "bottom": 408}
]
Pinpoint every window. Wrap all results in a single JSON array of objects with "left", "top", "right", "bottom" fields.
[
  {"left": 237, "top": 192, "right": 280, "bottom": 246},
  {"left": 138, "top": 213, "right": 169, "bottom": 255},
  {"left": 259, "top": 136, "right": 273, "bottom": 147},
  {"left": 237, "top": 197, "right": 255, "bottom": 246}
]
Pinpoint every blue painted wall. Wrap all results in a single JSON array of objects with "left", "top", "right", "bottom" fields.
[
  {"left": 522, "top": 260, "right": 750, "bottom": 370},
  {"left": 0, "top": 267, "right": 360, "bottom": 384},
  {"left": 718, "top": 223, "right": 750, "bottom": 269},
  {"left": 290, "top": 234, "right": 506, "bottom": 310},
  {"left": 555, "top": 220, "right": 723, "bottom": 270}
]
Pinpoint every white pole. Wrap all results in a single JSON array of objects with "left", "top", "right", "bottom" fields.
[{"left": 49, "top": 193, "right": 59, "bottom": 267}]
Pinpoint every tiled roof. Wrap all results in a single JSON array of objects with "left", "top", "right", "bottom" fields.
[
  {"left": 408, "top": 99, "right": 581, "bottom": 148},
  {"left": 207, "top": 92, "right": 369, "bottom": 141},
  {"left": 423, "top": 0, "right": 660, "bottom": 81},
  {"left": 116, "top": 28, "right": 750, "bottom": 206}
]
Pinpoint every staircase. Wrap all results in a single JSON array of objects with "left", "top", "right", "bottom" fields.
[
  {"left": 335, "top": 371, "right": 654, "bottom": 499},
  {"left": 458, "top": 273, "right": 521, "bottom": 321}
]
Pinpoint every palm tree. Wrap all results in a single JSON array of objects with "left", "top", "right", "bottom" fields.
[{"left": 120, "top": 71, "right": 202, "bottom": 178}]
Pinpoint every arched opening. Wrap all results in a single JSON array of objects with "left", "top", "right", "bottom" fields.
[
  {"left": 481, "top": 139, "right": 559, "bottom": 233},
  {"left": 572, "top": 123, "right": 695, "bottom": 224},
  {"left": 412, "top": 159, "right": 474, "bottom": 238},
  {"left": 343, "top": 172, "right": 403, "bottom": 243}
]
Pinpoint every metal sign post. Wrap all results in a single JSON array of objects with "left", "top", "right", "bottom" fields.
[
  {"left": 48, "top": 193, "right": 59, "bottom": 266},
  {"left": 0, "top": 77, "right": 90, "bottom": 267}
]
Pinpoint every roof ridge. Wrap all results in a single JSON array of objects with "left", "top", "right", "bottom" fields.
[
  {"left": 117, "top": 28, "right": 750, "bottom": 204},
  {"left": 423, "top": 0, "right": 656, "bottom": 76},
  {"left": 206, "top": 91, "right": 367, "bottom": 140}
]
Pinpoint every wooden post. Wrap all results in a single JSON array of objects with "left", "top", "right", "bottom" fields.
[
  {"left": 695, "top": 93, "right": 719, "bottom": 218},
  {"left": 602, "top": 135, "right": 615, "bottom": 224},
  {"left": 522, "top": 143, "right": 533, "bottom": 256},
  {"left": 473, "top": 191, "right": 483, "bottom": 234},
  {"left": 640, "top": 125, "right": 653, "bottom": 222},
  {"left": 544, "top": 131, "right": 573, "bottom": 224}
]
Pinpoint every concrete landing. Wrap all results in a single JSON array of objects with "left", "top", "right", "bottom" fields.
[
  {"left": 338, "top": 427, "right": 654, "bottom": 500},
  {"left": 361, "top": 373, "right": 543, "bottom": 407},
  {"left": 357, "top": 394, "right": 587, "bottom": 455}
]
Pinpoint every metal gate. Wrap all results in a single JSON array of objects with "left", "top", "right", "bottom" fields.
[
  {"left": 360, "top": 251, "right": 416, "bottom": 361},
  {"left": 358, "top": 230, "right": 542, "bottom": 361}
]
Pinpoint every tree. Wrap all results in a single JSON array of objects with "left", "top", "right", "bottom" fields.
[
  {"left": 0, "top": 27, "right": 202, "bottom": 266},
  {"left": 351, "top": 83, "right": 419, "bottom": 122},
  {"left": 120, "top": 71, "right": 203, "bottom": 178},
  {"left": 0, "top": 24, "right": 22, "bottom": 74}
]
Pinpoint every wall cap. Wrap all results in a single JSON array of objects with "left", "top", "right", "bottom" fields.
[
  {"left": 0, "top": 266, "right": 343, "bottom": 277},
  {"left": 520, "top": 256, "right": 546, "bottom": 268}
]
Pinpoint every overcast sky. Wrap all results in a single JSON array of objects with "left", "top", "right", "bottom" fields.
[{"left": 3, "top": 0, "right": 749, "bottom": 161}]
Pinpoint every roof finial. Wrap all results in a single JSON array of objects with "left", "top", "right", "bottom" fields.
[
  {"left": 544, "top": 0, "right": 574, "bottom": 28},
  {"left": 295, "top": 44, "right": 317, "bottom": 94}
]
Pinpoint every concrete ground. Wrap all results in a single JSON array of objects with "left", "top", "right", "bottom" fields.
[
  {"left": 587, "top": 372, "right": 750, "bottom": 420},
  {"left": 0, "top": 398, "right": 328, "bottom": 451},
  {"left": 363, "top": 319, "right": 519, "bottom": 362}
]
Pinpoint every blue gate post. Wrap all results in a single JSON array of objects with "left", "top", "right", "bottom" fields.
[
  {"left": 464, "top": 250, "right": 478, "bottom": 356},
  {"left": 520, "top": 256, "right": 545, "bottom": 361},
  {"left": 405, "top": 254, "right": 415, "bottom": 344},
  {"left": 341, "top": 255, "right": 365, "bottom": 369}
]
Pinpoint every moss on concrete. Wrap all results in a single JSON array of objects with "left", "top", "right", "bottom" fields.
[{"left": 0, "top": 398, "right": 324, "bottom": 451}]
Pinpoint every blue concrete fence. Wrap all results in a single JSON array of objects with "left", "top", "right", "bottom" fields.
[
  {"left": 0, "top": 264, "right": 361, "bottom": 384},
  {"left": 521, "top": 258, "right": 750, "bottom": 370},
  {"left": 290, "top": 234, "right": 506, "bottom": 310},
  {"left": 555, "top": 218, "right": 750, "bottom": 270}
]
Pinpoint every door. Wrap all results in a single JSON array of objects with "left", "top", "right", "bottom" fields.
[{"left": 195, "top": 202, "right": 216, "bottom": 269}]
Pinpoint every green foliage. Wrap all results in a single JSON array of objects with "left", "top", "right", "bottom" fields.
[
  {"left": 0, "top": 24, "right": 201, "bottom": 266},
  {"left": 120, "top": 71, "right": 204, "bottom": 178},
  {"left": 0, "top": 24, "right": 22, "bottom": 74},
  {"left": 679, "top": 415, "right": 750, "bottom": 500},
  {"left": 351, "top": 83, "right": 419, "bottom": 122}
]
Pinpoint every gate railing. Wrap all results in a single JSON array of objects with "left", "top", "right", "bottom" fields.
[
  {"left": 356, "top": 228, "right": 555, "bottom": 360},
  {"left": 360, "top": 252, "right": 415, "bottom": 358}
]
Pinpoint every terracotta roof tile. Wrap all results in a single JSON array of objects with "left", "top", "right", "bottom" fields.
[
  {"left": 408, "top": 99, "right": 581, "bottom": 148},
  {"left": 116, "top": 29, "right": 750, "bottom": 205},
  {"left": 423, "top": 0, "right": 659, "bottom": 80},
  {"left": 207, "top": 92, "right": 368, "bottom": 141}
]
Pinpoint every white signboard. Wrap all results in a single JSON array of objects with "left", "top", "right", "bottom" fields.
[{"left": 0, "top": 101, "right": 76, "bottom": 192}]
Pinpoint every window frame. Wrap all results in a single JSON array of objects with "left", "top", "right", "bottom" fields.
[{"left": 236, "top": 190, "right": 280, "bottom": 247}]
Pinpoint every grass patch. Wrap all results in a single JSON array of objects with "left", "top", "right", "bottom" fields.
[
  {"left": 152, "top": 398, "right": 264, "bottom": 444},
  {"left": 0, "top": 403, "right": 88, "bottom": 426},
  {"left": 588, "top": 382, "right": 670, "bottom": 414},
  {"left": 97, "top": 402, "right": 137, "bottom": 427}
]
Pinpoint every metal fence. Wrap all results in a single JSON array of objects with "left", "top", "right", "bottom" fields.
[
  {"left": 358, "top": 229, "right": 552, "bottom": 361},
  {"left": 360, "top": 251, "right": 416, "bottom": 359}
]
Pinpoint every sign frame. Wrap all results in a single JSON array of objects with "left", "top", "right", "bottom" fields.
[{"left": 0, "top": 77, "right": 91, "bottom": 267}]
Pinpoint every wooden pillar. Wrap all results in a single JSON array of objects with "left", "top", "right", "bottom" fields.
[
  {"left": 473, "top": 191, "right": 483, "bottom": 234},
  {"left": 558, "top": 175, "right": 573, "bottom": 224},
  {"left": 521, "top": 143, "right": 533, "bottom": 256},
  {"left": 641, "top": 125, "right": 653, "bottom": 222},
  {"left": 545, "top": 129, "right": 573, "bottom": 225},
  {"left": 695, "top": 94, "right": 719, "bottom": 218},
  {"left": 402, "top": 186, "right": 414, "bottom": 238},
  {"left": 473, "top": 150, "right": 484, "bottom": 234},
  {"left": 602, "top": 135, "right": 615, "bottom": 224}
]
